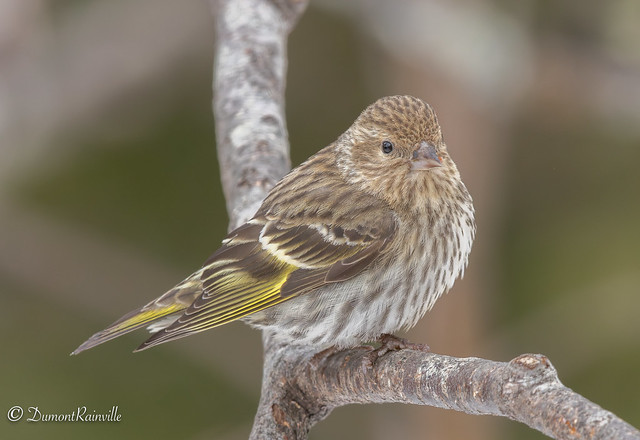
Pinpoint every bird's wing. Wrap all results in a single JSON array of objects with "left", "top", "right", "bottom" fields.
[{"left": 136, "top": 212, "right": 396, "bottom": 351}]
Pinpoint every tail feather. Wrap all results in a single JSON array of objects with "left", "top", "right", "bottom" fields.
[
  {"left": 71, "top": 305, "right": 183, "bottom": 355},
  {"left": 71, "top": 271, "right": 204, "bottom": 355}
]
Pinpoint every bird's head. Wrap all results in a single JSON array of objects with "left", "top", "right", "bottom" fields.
[{"left": 337, "top": 95, "right": 463, "bottom": 214}]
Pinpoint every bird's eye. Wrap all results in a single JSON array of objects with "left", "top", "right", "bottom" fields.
[{"left": 381, "top": 140, "right": 394, "bottom": 154}]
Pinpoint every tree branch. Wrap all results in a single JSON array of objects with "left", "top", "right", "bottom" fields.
[
  {"left": 211, "top": 0, "right": 640, "bottom": 439},
  {"left": 212, "top": 0, "right": 306, "bottom": 231},
  {"left": 258, "top": 343, "right": 640, "bottom": 439}
]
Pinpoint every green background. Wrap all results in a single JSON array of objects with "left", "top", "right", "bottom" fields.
[{"left": 2, "top": 1, "right": 639, "bottom": 439}]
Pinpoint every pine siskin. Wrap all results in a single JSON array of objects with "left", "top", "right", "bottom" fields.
[{"left": 72, "top": 95, "right": 475, "bottom": 354}]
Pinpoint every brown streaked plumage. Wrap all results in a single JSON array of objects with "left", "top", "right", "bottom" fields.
[{"left": 72, "top": 95, "right": 475, "bottom": 354}]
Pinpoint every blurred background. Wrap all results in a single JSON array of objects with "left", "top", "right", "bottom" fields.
[{"left": 2, "top": 0, "right": 639, "bottom": 439}]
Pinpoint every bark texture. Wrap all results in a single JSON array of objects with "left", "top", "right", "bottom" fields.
[
  {"left": 213, "top": 0, "right": 305, "bottom": 231},
  {"left": 211, "top": 0, "right": 640, "bottom": 439}
]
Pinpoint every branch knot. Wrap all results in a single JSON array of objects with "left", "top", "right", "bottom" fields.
[{"left": 506, "top": 353, "right": 559, "bottom": 387}]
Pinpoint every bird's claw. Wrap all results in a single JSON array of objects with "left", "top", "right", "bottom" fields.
[
  {"left": 309, "top": 345, "right": 341, "bottom": 371},
  {"left": 363, "top": 333, "right": 430, "bottom": 370},
  {"left": 310, "top": 334, "right": 429, "bottom": 373}
]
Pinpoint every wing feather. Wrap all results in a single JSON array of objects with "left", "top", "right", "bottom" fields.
[
  {"left": 137, "top": 209, "right": 396, "bottom": 351},
  {"left": 71, "top": 272, "right": 204, "bottom": 354}
]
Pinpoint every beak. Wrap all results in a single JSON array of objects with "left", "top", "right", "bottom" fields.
[{"left": 411, "top": 141, "right": 442, "bottom": 171}]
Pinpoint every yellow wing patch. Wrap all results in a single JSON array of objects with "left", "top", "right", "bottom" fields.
[
  {"left": 111, "top": 305, "right": 183, "bottom": 333},
  {"left": 183, "top": 263, "right": 296, "bottom": 330},
  {"left": 135, "top": 253, "right": 297, "bottom": 350}
]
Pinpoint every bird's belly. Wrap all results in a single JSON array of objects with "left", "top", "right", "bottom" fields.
[{"left": 246, "top": 255, "right": 449, "bottom": 348}]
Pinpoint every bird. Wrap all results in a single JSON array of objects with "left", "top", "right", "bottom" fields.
[{"left": 72, "top": 95, "right": 475, "bottom": 355}]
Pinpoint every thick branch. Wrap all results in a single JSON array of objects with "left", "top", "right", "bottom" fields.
[
  {"left": 211, "top": 1, "right": 640, "bottom": 439},
  {"left": 260, "top": 343, "right": 640, "bottom": 439}
]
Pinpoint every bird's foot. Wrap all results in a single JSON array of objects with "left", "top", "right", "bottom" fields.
[
  {"left": 363, "top": 333, "right": 430, "bottom": 369},
  {"left": 310, "top": 334, "right": 429, "bottom": 372},
  {"left": 377, "top": 333, "right": 429, "bottom": 354},
  {"left": 309, "top": 345, "right": 343, "bottom": 370}
]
